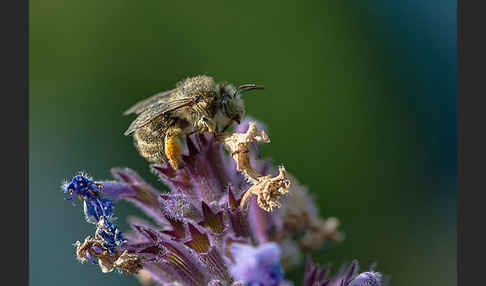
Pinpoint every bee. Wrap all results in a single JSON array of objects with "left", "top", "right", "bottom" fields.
[{"left": 123, "top": 75, "right": 264, "bottom": 169}]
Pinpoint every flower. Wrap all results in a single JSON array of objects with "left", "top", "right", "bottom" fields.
[
  {"left": 304, "top": 258, "right": 386, "bottom": 286},
  {"left": 63, "top": 174, "right": 141, "bottom": 274},
  {"left": 64, "top": 174, "right": 114, "bottom": 223},
  {"left": 348, "top": 272, "right": 383, "bottom": 286},
  {"left": 95, "top": 216, "right": 125, "bottom": 254},
  {"left": 64, "top": 174, "right": 103, "bottom": 201},
  {"left": 229, "top": 242, "right": 284, "bottom": 286},
  {"left": 61, "top": 118, "right": 387, "bottom": 285}
]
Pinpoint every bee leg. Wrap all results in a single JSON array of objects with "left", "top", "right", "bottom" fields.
[
  {"left": 198, "top": 116, "right": 217, "bottom": 134},
  {"left": 164, "top": 127, "right": 183, "bottom": 170}
]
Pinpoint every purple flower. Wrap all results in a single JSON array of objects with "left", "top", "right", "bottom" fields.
[
  {"left": 61, "top": 119, "right": 388, "bottom": 284},
  {"left": 229, "top": 242, "right": 284, "bottom": 286},
  {"left": 304, "top": 258, "right": 386, "bottom": 286},
  {"left": 64, "top": 174, "right": 115, "bottom": 223},
  {"left": 95, "top": 216, "right": 125, "bottom": 254},
  {"left": 83, "top": 198, "right": 114, "bottom": 224},
  {"left": 63, "top": 175, "right": 131, "bottom": 271},
  {"left": 64, "top": 174, "right": 102, "bottom": 201},
  {"left": 347, "top": 272, "right": 382, "bottom": 286}
]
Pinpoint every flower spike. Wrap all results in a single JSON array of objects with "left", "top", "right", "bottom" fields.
[{"left": 61, "top": 115, "right": 387, "bottom": 285}]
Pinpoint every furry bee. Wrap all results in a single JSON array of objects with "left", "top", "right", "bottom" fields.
[{"left": 124, "top": 75, "right": 263, "bottom": 169}]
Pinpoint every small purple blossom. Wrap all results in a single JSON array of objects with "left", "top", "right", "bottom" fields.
[
  {"left": 229, "top": 242, "right": 284, "bottom": 286},
  {"left": 348, "top": 272, "right": 382, "bottom": 286},
  {"left": 304, "top": 258, "right": 386, "bottom": 286},
  {"left": 64, "top": 174, "right": 115, "bottom": 223},
  {"left": 95, "top": 216, "right": 125, "bottom": 254},
  {"left": 83, "top": 198, "right": 114, "bottom": 224},
  {"left": 65, "top": 174, "right": 103, "bottom": 201}
]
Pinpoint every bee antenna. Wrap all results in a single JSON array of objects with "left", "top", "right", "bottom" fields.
[{"left": 234, "top": 84, "right": 264, "bottom": 97}]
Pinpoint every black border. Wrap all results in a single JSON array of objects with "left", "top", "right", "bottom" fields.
[
  {"left": 458, "top": 0, "right": 486, "bottom": 285},
  {"left": 1, "top": 0, "right": 28, "bottom": 284}
]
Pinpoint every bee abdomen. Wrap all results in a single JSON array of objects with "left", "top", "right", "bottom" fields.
[{"left": 133, "top": 124, "right": 167, "bottom": 163}]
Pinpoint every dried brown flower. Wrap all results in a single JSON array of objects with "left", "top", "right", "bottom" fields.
[
  {"left": 75, "top": 236, "right": 142, "bottom": 274},
  {"left": 218, "top": 122, "right": 291, "bottom": 212}
]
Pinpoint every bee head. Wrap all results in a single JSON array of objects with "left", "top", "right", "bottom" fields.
[{"left": 220, "top": 83, "right": 264, "bottom": 124}]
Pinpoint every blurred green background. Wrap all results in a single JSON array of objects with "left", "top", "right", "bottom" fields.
[{"left": 30, "top": 1, "right": 456, "bottom": 285}]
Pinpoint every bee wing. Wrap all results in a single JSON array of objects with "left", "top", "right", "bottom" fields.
[
  {"left": 123, "top": 89, "right": 177, "bottom": 115},
  {"left": 123, "top": 97, "right": 194, "bottom": 135}
]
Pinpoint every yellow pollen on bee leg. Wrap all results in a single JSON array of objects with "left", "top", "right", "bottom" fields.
[{"left": 165, "top": 135, "right": 182, "bottom": 170}]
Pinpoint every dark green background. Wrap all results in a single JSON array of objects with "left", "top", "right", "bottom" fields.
[{"left": 30, "top": 1, "right": 456, "bottom": 285}]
